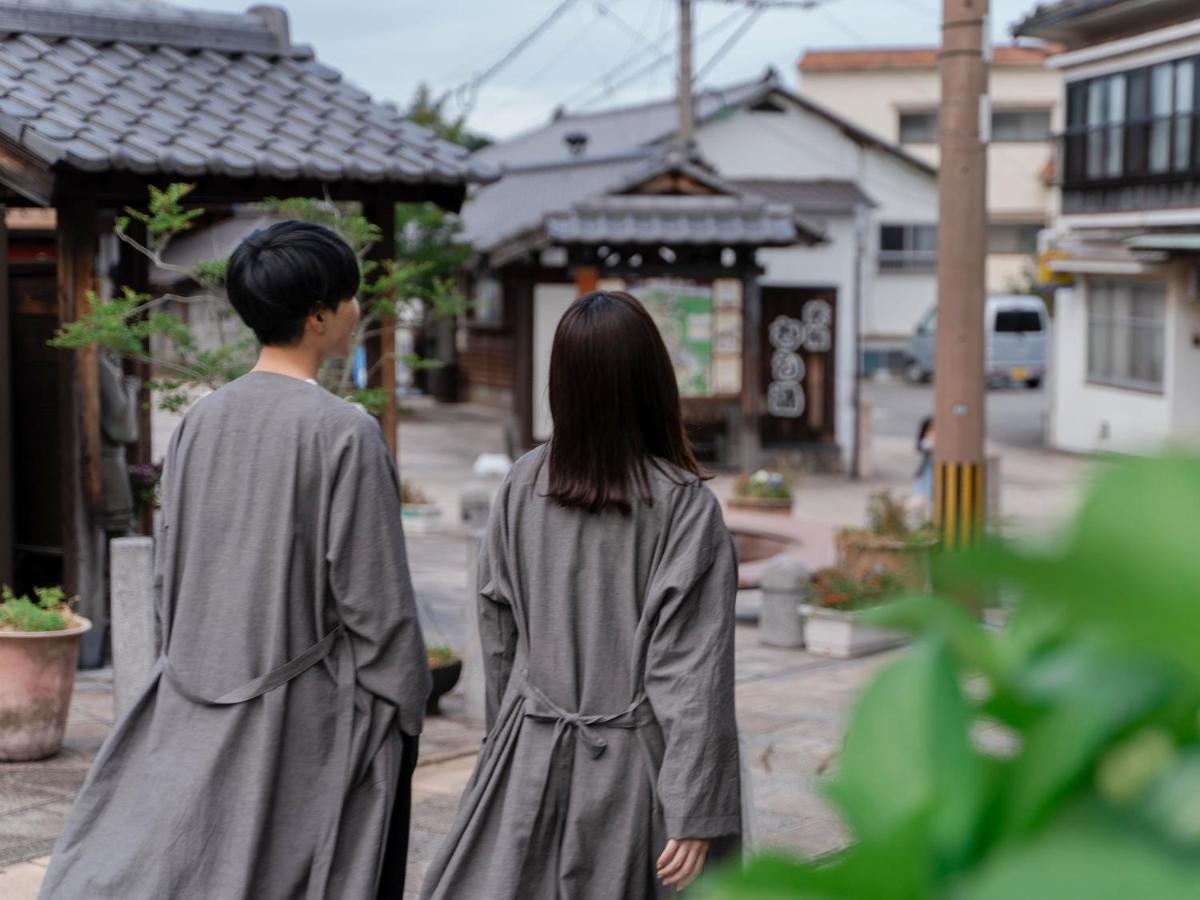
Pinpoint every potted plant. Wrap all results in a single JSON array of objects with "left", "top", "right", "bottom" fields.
[
  {"left": 835, "top": 491, "right": 939, "bottom": 590},
  {"left": 426, "top": 646, "right": 462, "bottom": 715},
  {"left": 803, "top": 568, "right": 907, "bottom": 658},
  {"left": 0, "top": 586, "right": 92, "bottom": 761},
  {"left": 401, "top": 480, "right": 443, "bottom": 534},
  {"left": 728, "top": 469, "right": 793, "bottom": 512}
]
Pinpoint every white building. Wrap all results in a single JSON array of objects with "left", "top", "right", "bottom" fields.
[
  {"left": 459, "top": 72, "right": 940, "bottom": 471},
  {"left": 1017, "top": 0, "right": 1200, "bottom": 455},
  {"left": 798, "top": 45, "right": 1061, "bottom": 299}
]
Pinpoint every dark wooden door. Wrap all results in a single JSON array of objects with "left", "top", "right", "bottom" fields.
[
  {"left": 759, "top": 286, "right": 837, "bottom": 447},
  {"left": 9, "top": 268, "right": 64, "bottom": 591}
]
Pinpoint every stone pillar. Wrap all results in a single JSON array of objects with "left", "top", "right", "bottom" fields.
[
  {"left": 459, "top": 483, "right": 493, "bottom": 726},
  {"left": 110, "top": 536, "right": 155, "bottom": 720},
  {"left": 759, "top": 555, "right": 808, "bottom": 648}
]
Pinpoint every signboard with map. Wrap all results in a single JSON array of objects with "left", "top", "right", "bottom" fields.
[{"left": 621, "top": 277, "right": 743, "bottom": 398}]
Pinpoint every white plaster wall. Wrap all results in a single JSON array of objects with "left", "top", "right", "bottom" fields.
[
  {"left": 987, "top": 253, "right": 1037, "bottom": 293},
  {"left": 1049, "top": 276, "right": 1176, "bottom": 454},
  {"left": 696, "top": 105, "right": 862, "bottom": 181},
  {"left": 1168, "top": 272, "right": 1200, "bottom": 443},
  {"left": 531, "top": 283, "right": 576, "bottom": 442}
]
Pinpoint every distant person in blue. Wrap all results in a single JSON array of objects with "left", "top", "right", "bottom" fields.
[{"left": 913, "top": 416, "right": 935, "bottom": 513}]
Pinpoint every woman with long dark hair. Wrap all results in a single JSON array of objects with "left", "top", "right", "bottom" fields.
[{"left": 421, "top": 291, "right": 741, "bottom": 898}]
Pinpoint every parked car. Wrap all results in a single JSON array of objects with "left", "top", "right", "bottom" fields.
[{"left": 904, "top": 294, "right": 1048, "bottom": 388}]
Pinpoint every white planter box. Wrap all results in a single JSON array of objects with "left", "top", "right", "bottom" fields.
[
  {"left": 401, "top": 504, "right": 443, "bottom": 535},
  {"left": 802, "top": 606, "right": 906, "bottom": 658}
]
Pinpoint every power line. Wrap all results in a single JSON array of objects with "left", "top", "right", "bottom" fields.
[
  {"left": 450, "top": 0, "right": 582, "bottom": 114},
  {"left": 593, "top": 0, "right": 664, "bottom": 56},
  {"left": 693, "top": 7, "right": 765, "bottom": 84},
  {"left": 571, "top": 5, "right": 748, "bottom": 110}
]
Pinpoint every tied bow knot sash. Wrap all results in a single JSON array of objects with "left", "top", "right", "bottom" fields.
[
  {"left": 520, "top": 677, "right": 654, "bottom": 758},
  {"left": 156, "top": 624, "right": 352, "bottom": 900}
]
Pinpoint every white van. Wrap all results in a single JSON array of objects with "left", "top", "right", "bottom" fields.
[{"left": 905, "top": 294, "right": 1049, "bottom": 388}]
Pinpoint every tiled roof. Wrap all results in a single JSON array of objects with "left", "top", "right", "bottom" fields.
[
  {"left": 546, "top": 195, "right": 801, "bottom": 247},
  {"left": 0, "top": 2, "right": 477, "bottom": 194},
  {"left": 799, "top": 45, "right": 1060, "bottom": 72},
  {"left": 732, "top": 179, "right": 875, "bottom": 213}
]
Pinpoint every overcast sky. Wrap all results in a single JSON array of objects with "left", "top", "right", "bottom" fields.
[{"left": 190, "top": 0, "right": 1046, "bottom": 140}]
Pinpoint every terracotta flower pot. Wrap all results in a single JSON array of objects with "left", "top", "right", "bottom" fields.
[
  {"left": 836, "top": 532, "right": 938, "bottom": 591},
  {"left": 0, "top": 617, "right": 92, "bottom": 762}
]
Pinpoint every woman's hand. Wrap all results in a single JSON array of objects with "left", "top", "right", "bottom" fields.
[{"left": 657, "top": 838, "right": 709, "bottom": 891}]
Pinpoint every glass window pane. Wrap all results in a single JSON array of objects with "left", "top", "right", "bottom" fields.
[
  {"left": 899, "top": 112, "right": 938, "bottom": 144},
  {"left": 1152, "top": 64, "right": 1174, "bottom": 116},
  {"left": 1087, "top": 80, "right": 1106, "bottom": 126},
  {"left": 1176, "top": 61, "right": 1194, "bottom": 112},
  {"left": 993, "top": 110, "right": 1052, "bottom": 141},
  {"left": 912, "top": 225, "right": 938, "bottom": 252},
  {"left": 880, "top": 225, "right": 904, "bottom": 251},
  {"left": 1108, "top": 74, "right": 1126, "bottom": 123}
]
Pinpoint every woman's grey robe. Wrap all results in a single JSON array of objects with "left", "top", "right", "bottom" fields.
[
  {"left": 40, "top": 373, "right": 431, "bottom": 900},
  {"left": 421, "top": 447, "right": 741, "bottom": 899}
]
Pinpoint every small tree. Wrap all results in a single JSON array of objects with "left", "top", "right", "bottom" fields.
[{"left": 50, "top": 184, "right": 466, "bottom": 416}]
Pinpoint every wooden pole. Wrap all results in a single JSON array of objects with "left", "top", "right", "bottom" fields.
[
  {"left": 575, "top": 265, "right": 599, "bottom": 296},
  {"left": 56, "top": 195, "right": 99, "bottom": 595},
  {"left": 363, "top": 199, "right": 398, "bottom": 461},
  {"left": 0, "top": 206, "right": 11, "bottom": 585},
  {"left": 677, "top": 0, "right": 695, "bottom": 149},
  {"left": 935, "top": 0, "right": 988, "bottom": 550}
]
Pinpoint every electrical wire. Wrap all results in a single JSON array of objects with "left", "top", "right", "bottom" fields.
[
  {"left": 571, "top": 4, "right": 748, "bottom": 110},
  {"left": 450, "top": 0, "right": 583, "bottom": 115},
  {"left": 693, "top": 6, "right": 765, "bottom": 84}
]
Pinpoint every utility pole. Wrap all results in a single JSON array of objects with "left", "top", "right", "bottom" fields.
[
  {"left": 934, "top": 0, "right": 988, "bottom": 550},
  {"left": 677, "top": 0, "right": 694, "bottom": 148}
]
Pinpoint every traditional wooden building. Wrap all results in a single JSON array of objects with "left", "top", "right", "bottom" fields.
[
  {"left": 0, "top": 1, "right": 476, "bottom": 661},
  {"left": 459, "top": 72, "right": 940, "bottom": 472},
  {"left": 459, "top": 149, "right": 823, "bottom": 468}
]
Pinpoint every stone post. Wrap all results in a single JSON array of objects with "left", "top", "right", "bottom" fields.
[
  {"left": 110, "top": 536, "right": 155, "bottom": 719},
  {"left": 759, "top": 555, "right": 808, "bottom": 648},
  {"left": 459, "top": 484, "right": 493, "bottom": 725}
]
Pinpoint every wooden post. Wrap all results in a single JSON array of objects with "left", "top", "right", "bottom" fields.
[
  {"left": 363, "top": 199, "right": 398, "bottom": 461},
  {"left": 935, "top": 0, "right": 989, "bottom": 550},
  {"left": 741, "top": 272, "right": 762, "bottom": 472},
  {"left": 575, "top": 265, "right": 598, "bottom": 296},
  {"left": 56, "top": 195, "right": 99, "bottom": 595},
  {"left": 0, "top": 206, "right": 11, "bottom": 586}
]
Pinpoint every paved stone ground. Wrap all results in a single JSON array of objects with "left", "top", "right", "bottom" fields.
[
  {"left": 0, "top": 395, "right": 1092, "bottom": 896},
  {"left": 0, "top": 627, "right": 891, "bottom": 899}
]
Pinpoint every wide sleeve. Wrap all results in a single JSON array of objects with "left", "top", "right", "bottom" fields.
[
  {"left": 477, "top": 476, "right": 519, "bottom": 731},
  {"left": 326, "top": 411, "right": 431, "bottom": 736},
  {"left": 644, "top": 486, "right": 742, "bottom": 840}
]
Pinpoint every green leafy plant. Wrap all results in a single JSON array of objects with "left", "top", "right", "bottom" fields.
[
  {"left": 810, "top": 567, "right": 907, "bottom": 611},
  {"left": 0, "top": 585, "right": 75, "bottom": 632},
  {"left": 705, "top": 454, "right": 1200, "bottom": 899},
  {"left": 50, "top": 183, "right": 468, "bottom": 414},
  {"left": 427, "top": 646, "right": 460, "bottom": 669}
]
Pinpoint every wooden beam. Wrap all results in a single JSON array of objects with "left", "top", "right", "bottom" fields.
[
  {"left": 58, "top": 171, "right": 467, "bottom": 214},
  {"left": 0, "top": 135, "right": 55, "bottom": 207},
  {"left": 0, "top": 204, "right": 11, "bottom": 585},
  {"left": 56, "top": 196, "right": 100, "bottom": 514},
  {"left": 363, "top": 198, "right": 398, "bottom": 462},
  {"left": 574, "top": 265, "right": 598, "bottom": 295}
]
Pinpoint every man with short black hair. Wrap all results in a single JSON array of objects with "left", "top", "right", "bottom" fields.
[{"left": 42, "top": 221, "right": 431, "bottom": 900}]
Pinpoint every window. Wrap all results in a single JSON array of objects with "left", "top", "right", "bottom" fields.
[
  {"left": 468, "top": 274, "right": 503, "bottom": 327},
  {"left": 899, "top": 111, "right": 938, "bottom": 144},
  {"left": 879, "top": 224, "right": 937, "bottom": 271},
  {"left": 1087, "top": 280, "right": 1166, "bottom": 392},
  {"left": 1065, "top": 53, "right": 1200, "bottom": 184},
  {"left": 992, "top": 109, "right": 1053, "bottom": 142},
  {"left": 988, "top": 223, "right": 1042, "bottom": 255},
  {"left": 994, "top": 309, "right": 1043, "bottom": 333}
]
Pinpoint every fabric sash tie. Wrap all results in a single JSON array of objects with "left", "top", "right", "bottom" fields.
[{"left": 521, "top": 676, "right": 653, "bottom": 759}]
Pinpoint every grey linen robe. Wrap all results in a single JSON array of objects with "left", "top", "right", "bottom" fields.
[
  {"left": 40, "top": 372, "right": 431, "bottom": 900},
  {"left": 421, "top": 446, "right": 741, "bottom": 900}
]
